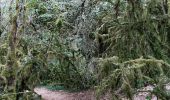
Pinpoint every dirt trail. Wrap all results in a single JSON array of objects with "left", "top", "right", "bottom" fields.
[
  {"left": 34, "top": 87, "right": 95, "bottom": 100},
  {"left": 34, "top": 85, "right": 158, "bottom": 100}
]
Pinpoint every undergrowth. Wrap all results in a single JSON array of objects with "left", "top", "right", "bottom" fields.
[{"left": 96, "top": 57, "right": 170, "bottom": 99}]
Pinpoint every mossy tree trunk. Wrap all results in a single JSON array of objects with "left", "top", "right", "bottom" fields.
[
  {"left": 0, "top": 2, "right": 2, "bottom": 35},
  {"left": 1, "top": 0, "right": 41, "bottom": 99},
  {"left": 1, "top": 0, "right": 20, "bottom": 99}
]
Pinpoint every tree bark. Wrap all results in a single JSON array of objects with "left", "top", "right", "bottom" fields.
[{"left": 1, "top": 0, "right": 19, "bottom": 99}]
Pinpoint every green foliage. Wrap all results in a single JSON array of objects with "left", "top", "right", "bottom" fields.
[
  {"left": 16, "top": 0, "right": 94, "bottom": 91},
  {"left": 27, "top": 0, "right": 47, "bottom": 14},
  {"left": 96, "top": 57, "right": 170, "bottom": 99},
  {"left": 93, "top": 1, "right": 170, "bottom": 98},
  {"left": 56, "top": 18, "right": 63, "bottom": 30},
  {"left": 1, "top": 0, "right": 170, "bottom": 99},
  {"left": 47, "top": 85, "right": 65, "bottom": 91},
  {"left": 95, "top": 0, "right": 170, "bottom": 62},
  {"left": 44, "top": 47, "right": 95, "bottom": 90},
  {"left": 0, "top": 91, "right": 41, "bottom": 100}
]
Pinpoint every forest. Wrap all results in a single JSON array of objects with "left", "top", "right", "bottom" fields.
[{"left": 0, "top": 0, "right": 170, "bottom": 100}]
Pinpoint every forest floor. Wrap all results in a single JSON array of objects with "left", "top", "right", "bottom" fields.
[
  {"left": 34, "top": 85, "right": 158, "bottom": 100},
  {"left": 34, "top": 87, "right": 96, "bottom": 100}
]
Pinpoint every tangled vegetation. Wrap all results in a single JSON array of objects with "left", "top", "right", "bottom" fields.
[
  {"left": 96, "top": 57, "right": 170, "bottom": 99},
  {"left": 0, "top": 0, "right": 170, "bottom": 100}
]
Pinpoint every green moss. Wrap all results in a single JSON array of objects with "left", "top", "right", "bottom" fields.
[{"left": 97, "top": 57, "right": 170, "bottom": 99}]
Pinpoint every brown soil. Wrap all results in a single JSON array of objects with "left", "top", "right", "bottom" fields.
[
  {"left": 34, "top": 85, "right": 158, "bottom": 100},
  {"left": 34, "top": 87, "right": 95, "bottom": 100}
]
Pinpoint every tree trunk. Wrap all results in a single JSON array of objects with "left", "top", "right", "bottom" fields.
[{"left": 1, "top": 0, "right": 19, "bottom": 99}]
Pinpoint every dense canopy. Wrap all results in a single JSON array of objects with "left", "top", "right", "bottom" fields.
[{"left": 0, "top": 0, "right": 170, "bottom": 100}]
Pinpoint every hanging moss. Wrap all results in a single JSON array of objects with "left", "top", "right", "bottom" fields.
[
  {"left": 94, "top": 0, "right": 170, "bottom": 62},
  {"left": 96, "top": 57, "right": 170, "bottom": 99}
]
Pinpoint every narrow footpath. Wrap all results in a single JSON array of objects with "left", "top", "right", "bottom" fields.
[
  {"left": 34, "top": 85, "right": 158, "bottom": 100},
  {"left": 34, "top": 87, "right": 95, "bottom": 100}
]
